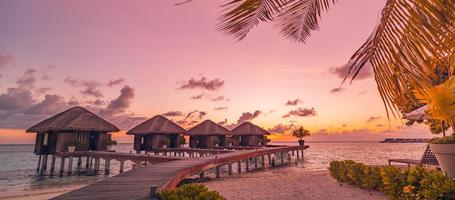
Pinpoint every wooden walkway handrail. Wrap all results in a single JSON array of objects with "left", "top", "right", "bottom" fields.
[
  {"left": 52, "top": 145, "right": 308, "bottom": 200},
  {"left": 55, "top": 151, "right": 187, "bottom": 162}
]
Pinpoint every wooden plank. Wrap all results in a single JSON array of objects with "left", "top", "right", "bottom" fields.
[{"left": 52, "top": 146, "right": 309, "bottom": 200}]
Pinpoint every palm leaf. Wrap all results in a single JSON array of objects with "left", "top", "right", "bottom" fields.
[
  {"left": 275, "top": 0, "right": 336, "bottom": 43},
  {"left": 218, "top": 0, "right": 291, "bottom": 40},
  {"left": 347, "top": 0, "right": 455, "bottom": 117}
]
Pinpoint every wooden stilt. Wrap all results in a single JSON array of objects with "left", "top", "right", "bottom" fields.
[
  {"left": 50, "top": 155, "right": 56, "bottom": 173},
  {"left": 67, "top": 157, "right": 73, "bottom": 175},
  {"left": 280, "top": 152, "right": 284, "bottom": 164},
  {"left": 261, "top": 155, "right": 265, "bottom": 169},
  {"left": 86, "top": 156, "right": 90, "bottom": 168},
  {"left": 287, "top": 152, "right": 291, "bottom": 163},
  {"left": 296, "top": 150, "right": 300, "bottom": 159},
  {"left": 267, "top": 154, "right": 272, "bottom": 166},
  {"left": 59, "top": 157, "right": 65, "bottom": 174},
  {"left": 228, "top": 162, "right": 232, "bottom": 175},
  {"left": 104, "top": 159, "right": 110, "bottom": 175},
  {"left": 291, "top": 150, "right": 295, "bottom": 156},
  {"left": 245, "top": 159, "right": 249, "bottom": 172},
  {"left": 237, "top": 161, "right": 241, "bottom": 173},
  {"left": 254, "top": 156, "right": 258, "bottom": 169},
  {"left": 40, "top": 154, "right": 48, "bottom": 174},
  {"left": 120, "top": 160, "right": 125, "bottom": 173},
  {"left": 94, "top": 158, "right": 100, "bottom": 174},
  {"left": 216, "top": 166, "right": 220, "bottom": 178},
  {"left": 37, "top": 155, "right": 42, "bottom": 172},
  {"left": 77, "top": 157, "right": 82, "bottom": 168},
  {"left": 199, "top": 171, "right": 204, "bottom": 179}
]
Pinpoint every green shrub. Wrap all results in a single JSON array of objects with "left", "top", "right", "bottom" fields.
[
  {"left": 158, "top": 184, "right": 225, "bottom": 200},
  {"left": 329, "top": 160, "right": 455, "bottom": 200},
  {"left": 429, "top": 135, "right": 455, "bottom": 144}
]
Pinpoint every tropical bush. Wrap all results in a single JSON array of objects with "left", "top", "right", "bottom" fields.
[
  {"left": 329, "top": 160, "right": 455, "bottom": 200},
  {"left": 158, "top": 184, "right": 225, "bottom": 200},
  {"left": 179, "top": 135, "right": 187, "bottom": 145},
  {"left": 105, "top": 138, "right": 117, "bottom": 146},
  {"left": 429, "top": 135, "right": 455, "bottom": 144}
]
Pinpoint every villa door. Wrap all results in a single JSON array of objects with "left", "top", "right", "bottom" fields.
[
  {"left": 240, "top": 136, "right": 249, "bottom": 146},
  {"left": 169, "top": 134, "right": 178, "bottom": 148},
  {"left": 89, "top": 132, "right": 99, "bottom": 150}
]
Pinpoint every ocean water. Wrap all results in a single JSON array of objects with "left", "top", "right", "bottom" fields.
[{"left": 0, "top": 142, "right": 427, "bottom": 198}]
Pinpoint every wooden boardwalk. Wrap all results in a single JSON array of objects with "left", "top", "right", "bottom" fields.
[{"left": 53, "top": 146, "right": 308, "bottom": 200}]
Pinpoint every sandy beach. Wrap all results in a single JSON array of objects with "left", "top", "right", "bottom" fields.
[
  {"left": 204, "top": 167, "right": 387, "bottom": 200},
  {"left": 0, "top": 183, "right": 88, "bottom": 200}
]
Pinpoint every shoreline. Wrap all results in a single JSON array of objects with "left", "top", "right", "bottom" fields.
[
  {"left": 0, "top": 183, "right": 89, "bottom": 200},
  {"left": 203, "top": 167, "right": 387, "bottom": 200}
]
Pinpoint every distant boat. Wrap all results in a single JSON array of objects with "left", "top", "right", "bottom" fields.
[{"left": 381, "top": 138, "right": 429, "bottom": 143}]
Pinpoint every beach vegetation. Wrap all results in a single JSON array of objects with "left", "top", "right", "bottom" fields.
[
  {"left": 157, "top": 184, "right": 225, "bottom": 200},
  {"left": 161, "top": 137, "right": 170, "bottom": 147},
  {"left": 104, "top": 138, "right": 117, "bottom": 146},
  {"left": 429, "top": 135, "right": 455, "bottom": 144},
  {"left": 329, "top": 160, "right": 455, "bottom": 199},
  {"left": 292, "top": 126, "right": 310, "bottom": 140},
  {"left": 179, "top": 135, "right": 187, "bottom": 145}
]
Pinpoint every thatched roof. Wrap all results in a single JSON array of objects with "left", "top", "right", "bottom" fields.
[
  {"left": 187, "top": 120, "right": 230, "bottom": 136},
  {"left": 26, "top": 106, "right": 120, "bottom": 133},
  {"left": 231, "top": 122, "right": 270, "bottom": 136},
  {"left": 127, "top": 115, "right": 186, "bottom": 135}
]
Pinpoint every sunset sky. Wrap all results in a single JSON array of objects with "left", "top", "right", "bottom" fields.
[{"left": 0, "top": 0, "right": 433, "bottom": 144}]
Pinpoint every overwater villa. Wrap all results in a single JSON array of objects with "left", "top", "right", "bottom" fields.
[
  {"left": 188, "top": 120, "right": 231, "bottom": 149},
  {"left": 27, "top": 106, "right": 120, "bottom": 155},
  {"left": 127, "top": 115, "right": 187, "bottom": 152},
  {"left": 231, "top": 122, "right": 270, "bottom": 147}
]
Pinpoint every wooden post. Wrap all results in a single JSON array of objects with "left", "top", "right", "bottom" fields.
[
  {"left": 59, "top": 157, "right": 65, "bottom": 174},
  {"left": 287, "top": 151, "right": 291, "bottom": 163},
  {"left": 267, "top": 154, "right": 272, "bottom": 166},
  {"left": 50, "top": 155, "right": 56, "bottom": 173},
  {"left": 245, "top": 159, "right": 249, "bottom": 172},
  {"left": 228, "top": 162, "right": 232, "bottom": 175},
  {"left": 37, "top": 155, "right": 42, "bottom": 172},
  {"left": 94, "top": 158, "right": 100, "bottom": 174},
  {"left": 291, "top": 150, "right": 295, "bottom": 156},
  {"left": 301, "top": 149, "right": 304, "bottom": 160},
  {"left": 199, "top": 171, "right": 204, "bottom": 179},
  {"left": 280, "top": 152, "right": 284, "bottom": 165},
  {"left": 40, "top": 154, "right": 48, "bottom": 174},
  {"left": 254, "top": 156, "right": 258, "bottom": 169},
  {"left": 216, "top": 166, "right": 220, "bottom": 178},
  {"left": 67, "top": 157, "right": 73, "bottom": 175},
  {"left": 77, "top": 157, "right": 82, "bottom": 168},
  {"left": 120, "top": 160, "right": 125, "bottom": 173},
  {"left": 261, "top": 155, "right": 265, "bottom": 169},
  {"left": 296, "top": 150, "right": 300, "bottom": 159},
  {"left": 86, "top": 156, "right": 90, "bottom": 168},
  {"left": 237, "top": 161, "right": 241, "bottom": 173},
  {"left": 150, "top": 185, "right": 158, "bottom": 198},
  {"left": 104, "top": 159, "right": 110, "bottom": 175}
]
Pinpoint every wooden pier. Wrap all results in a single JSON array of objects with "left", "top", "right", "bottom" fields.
[{"left": 52, "top": 145, "right": 308, "bottom": 200}]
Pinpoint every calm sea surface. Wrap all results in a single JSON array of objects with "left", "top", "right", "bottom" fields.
[{"left": 0, "top": 142, "right": 427, "bottom": 198}]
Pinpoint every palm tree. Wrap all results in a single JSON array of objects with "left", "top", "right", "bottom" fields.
[
  {"left": 217, "top": 0, "right": 455, "bottom": 117},
  {"left": 292, "top": 126, "right": 310, "bottom": 145},
  {"left": 415, "top": 77, "right": 455, "bottom": 136}
]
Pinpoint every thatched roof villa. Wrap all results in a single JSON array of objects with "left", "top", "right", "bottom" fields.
[
  {"left": 27, "top": 106, "right": 120, "bottom": 155},
  {"left": 231, "top": 122, "right": 270, "bottom": 147},
  {"left": 127, "top": 115, "right": 186, "bottom": 152},
  {"left": 188, "top": 120, "right": 230, "bottom": 149}
]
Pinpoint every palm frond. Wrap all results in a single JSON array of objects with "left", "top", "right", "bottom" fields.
[
  {"left": 275, "top": 0, "right": 336, "bottom": 43},
  {"left": 346, "top": 0, "right": 455, "bottom": 117},
  {"left": 218, "top": 0, "right": 291, "bottom": 40}
]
